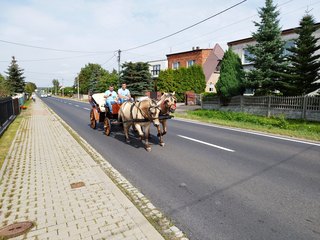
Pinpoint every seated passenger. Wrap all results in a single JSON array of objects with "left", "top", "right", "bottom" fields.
[
  {"left": 118, "top": 83, "right": 132, "bottom": 103},
  {"left": 104, "top": 85, "right": 118, "bottom": 113}
]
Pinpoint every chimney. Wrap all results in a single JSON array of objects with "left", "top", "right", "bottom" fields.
[
  {"left": 196, "top": 46, "right": 200, "bottom": 50},
  {"left": 192, "top": 47, "right": 195, "bottom": 50}
]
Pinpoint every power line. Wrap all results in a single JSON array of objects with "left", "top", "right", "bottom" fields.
[
  {"left": 0, "top": 39, "right": 116, "bottom": 54},
  {"left": 130, "top": 0, "right": 303, "bottom": 58},
  {"left": 101, "top": 52, "right": 117, "bottom": 66},
  {"left": 0, "top": 53, "right": 108, "bottom": 63},
  {"left": 122, "top": 0, "right": 247, "bottom": 52}
]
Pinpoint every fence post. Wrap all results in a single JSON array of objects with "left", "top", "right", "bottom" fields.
[
  {"left": 200, "top": 93, "right": 203, "bottom": 109},
  {"left": 267, "top": 96, "right": 271, "bottom": 117},
  {"left": 302, "top": 96, "right": 307, "bottom": 120},
  {"left": 240, "top": 96, "right": 244, "bottom": 112}
]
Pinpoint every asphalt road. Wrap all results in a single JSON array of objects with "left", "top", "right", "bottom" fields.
[{"left": 41, "top": 96, "right": 320, "bottom": 240}]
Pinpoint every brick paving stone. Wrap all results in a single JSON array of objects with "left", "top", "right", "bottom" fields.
[{"left": 0, "top": 100, "right": 164, "bottom": 240}]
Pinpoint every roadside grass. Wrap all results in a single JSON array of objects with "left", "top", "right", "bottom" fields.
[
  {"left": 174, "top": 109, "right": 320, "bottom": 141},
  {"left": 0, "top": 100, "right": 31, "bottom": 170}
]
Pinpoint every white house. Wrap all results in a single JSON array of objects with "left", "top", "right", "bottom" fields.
[
  {"left": 227, "top": 22, "right": 320, "bottom": 72},
  {"left": 147, "top": 59, "right": 168, "bottom": 78},
  {"left": 227, "top": 22, "right": 320, "bottom": 95}
]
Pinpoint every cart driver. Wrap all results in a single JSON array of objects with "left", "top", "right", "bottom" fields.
[
  {"left": 118, "top": 83, "right": 132, "bottom": 103},
  {"left": 104, "top": 85, "right": 118, "bottom": 113}
]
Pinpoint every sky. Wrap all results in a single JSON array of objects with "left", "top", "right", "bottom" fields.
[{"left": 0, "top": 0, "right": 319, "bottom": 87}]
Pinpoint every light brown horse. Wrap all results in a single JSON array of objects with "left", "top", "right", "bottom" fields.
[
  {"left": 118, "top": 98, "right": 162, "bottom": 152},
  {"left": 156, "top": 92, "right": 177, "bottom": 146}
]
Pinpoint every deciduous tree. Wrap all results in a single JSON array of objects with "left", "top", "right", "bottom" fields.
[
  {"left": 216, "top": 48, "right": 244, "bottom": 99},
  {"left": 25, "top": 82, "right": 37, "bottom": 95},
  {"left": 0, "top": 74, "right": 10, "bottom": 97}
]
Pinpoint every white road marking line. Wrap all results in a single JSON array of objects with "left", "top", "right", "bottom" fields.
[
  {"left": 75, "top": 105, "right": 79, "bottom": 107},
  {"left": 174, "top": 119, "right": 320, "bottom": 147},
  {"left": 68, "top": 103, "right": 72, "bottom": 105},
  {"left": 83, "top": 108, "right": 91, "bottom": 111},
  {"left": 177, "top": 135, "right": 235, "bottom": 152}
]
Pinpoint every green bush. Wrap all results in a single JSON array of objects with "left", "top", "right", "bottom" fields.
[{"left": 202, "top": 92, "right": 217, "bottom": 101}]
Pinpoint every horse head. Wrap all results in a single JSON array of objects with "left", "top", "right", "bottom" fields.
[{"left": 161, "top": 92, "right": 177, "bottom": 113}]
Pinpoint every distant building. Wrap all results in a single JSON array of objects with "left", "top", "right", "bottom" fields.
[
  {"left": 166, "top": 44, "right": 224, "bottom": 93},
  {"left": 227, "top": 22, "right": 320, "bottom": 72},
  {"left": 147, "top": 59, "right": 168, "bottom": 78},
  {"left": 228, "top": 22, "right": 320, "bottom": 95}
]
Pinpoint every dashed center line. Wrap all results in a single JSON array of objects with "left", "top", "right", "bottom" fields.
[
  {"left": 75, "top": 105, "right": 79, "bottom": 107},
  {"left": 177, "top": 135, "right": 235, "bottom": 152},
  {"left": 83, "top": 108, "right": 90, "bottom": 111}
]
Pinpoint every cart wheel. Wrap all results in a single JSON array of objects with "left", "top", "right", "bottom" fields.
[
  {"left": 104, "top": 118, "right": 111, "bottom": 136},
  {"left": 90, "top": 110, "right": 96, "bottom": 129}
]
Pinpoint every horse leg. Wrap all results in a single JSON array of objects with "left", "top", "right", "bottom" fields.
[
  {"left": 162, "top": 120, "right": 167, "bottom": 136},
  {"left": 123, "top": 123, "right": 130, "bottom": 143},
  {"left": 134, "top": 124, "right": 144, "bottom": 140},
  {"left": 144, "top": 124, "right": 152, "bottom": 152},
  {"left": 155, "top": 124, "right": 165, "bottom": 147}
]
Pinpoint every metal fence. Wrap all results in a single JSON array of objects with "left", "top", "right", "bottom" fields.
[
  {"left": 0, "top": 97, "right": 20, "bottom": 136},
  {"left": 202, "top": 95, "right": 320, "bottom": 121}
]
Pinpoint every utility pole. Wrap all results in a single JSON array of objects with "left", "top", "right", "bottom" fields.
[
  {"left": 117, "top": 49, "right": 121, "bottom": 83},
  {"left": 77, "top": 77, "right": 80, "bottom": 100},
  {"left": 62, "top": 78, "right": 64, "bottom": 97}
]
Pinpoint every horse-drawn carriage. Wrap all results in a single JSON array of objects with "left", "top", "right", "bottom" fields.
[
  {"left": 89, "top": 93, "right": 121, "bottom": 136},
  {"left": 88, "top": 92, "right": 176, "bottom": 151}
]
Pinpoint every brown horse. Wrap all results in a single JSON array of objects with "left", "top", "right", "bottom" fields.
[
  {"left": 156, "top": 92, "right": 177, "bottom": 146},
  {"left": 118, "top": 98, "right": 162, "bottom": 152}
]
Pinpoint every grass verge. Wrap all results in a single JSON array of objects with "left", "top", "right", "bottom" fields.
[
  {"left": 0, "top": 101, "right": 31, "bottom": 170},
  {"left": 174, "top": 109, "right": 320, "bottom": 142}
]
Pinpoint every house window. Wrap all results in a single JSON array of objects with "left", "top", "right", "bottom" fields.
[
  {"left": 187, "top": 60, "right": 195, "bottom": 67},
  {"left": 283, "top": 40, "right": 295, "bottom": 57},
  {"left": 172, "top": 62, "right": 180, "bottom": 69},
  {"left": 151, "top": 64, "right": 161, "bottom": 76},
  {"left": 243, "top": 49, "right": 254, "bottom": 64},
  {"left": 209, "top": 82, "right": 215, "bottom": 92}
]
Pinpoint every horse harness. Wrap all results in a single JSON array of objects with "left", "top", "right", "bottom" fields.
[{"left": 121, "top": 100, "right": 161, "bottom": 124}]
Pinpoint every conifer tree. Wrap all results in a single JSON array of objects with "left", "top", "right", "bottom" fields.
[
  {"left": 245, "top": 0, "right": 286, "bottom": 95},
  {"left": 6, "top": 56, "right": 25, "bottom": 93},
  {"left": 285, "top": 14, "right": 320, "bottom": 95},
  {"left": 121, "top": 62, "right": 152, "bottom": 96},
  {"left": 216, "top": 48, "right": 244, "bottom": 99}
]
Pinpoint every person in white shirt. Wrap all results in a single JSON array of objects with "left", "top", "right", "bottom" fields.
[
  {"left": 104, "top": 85, "right": 118, "bottom": 113},
  {"left": 118, "top": 83, "right": 132, "bottom": 103}
]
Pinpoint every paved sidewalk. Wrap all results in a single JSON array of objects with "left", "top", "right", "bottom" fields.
[{"left": 0, "top": 100, "right": 165, "bottom": 239}]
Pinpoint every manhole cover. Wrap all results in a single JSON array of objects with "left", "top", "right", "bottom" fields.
[
  {"left": 70, "top": 181, "right": 85, "bottom": 189},
  {"left": 0, "top": 221, "right": 34, "bottom": 238}
]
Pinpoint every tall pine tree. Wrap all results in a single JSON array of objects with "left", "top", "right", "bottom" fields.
[
  {"left": 121, "top": 62, "right": 152, "bottom": 96},
  {"left": 285, "top": 14, "right": 320, "bottom": 95},
  {"left": 216, "top": 48, "right": 244, "bottom": 99},
  {"left": 6, "top": 56, "right": 25, "bottom": 93},
  {"left": 245, "top": 0, "right": 286, "bottom": 95}
]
